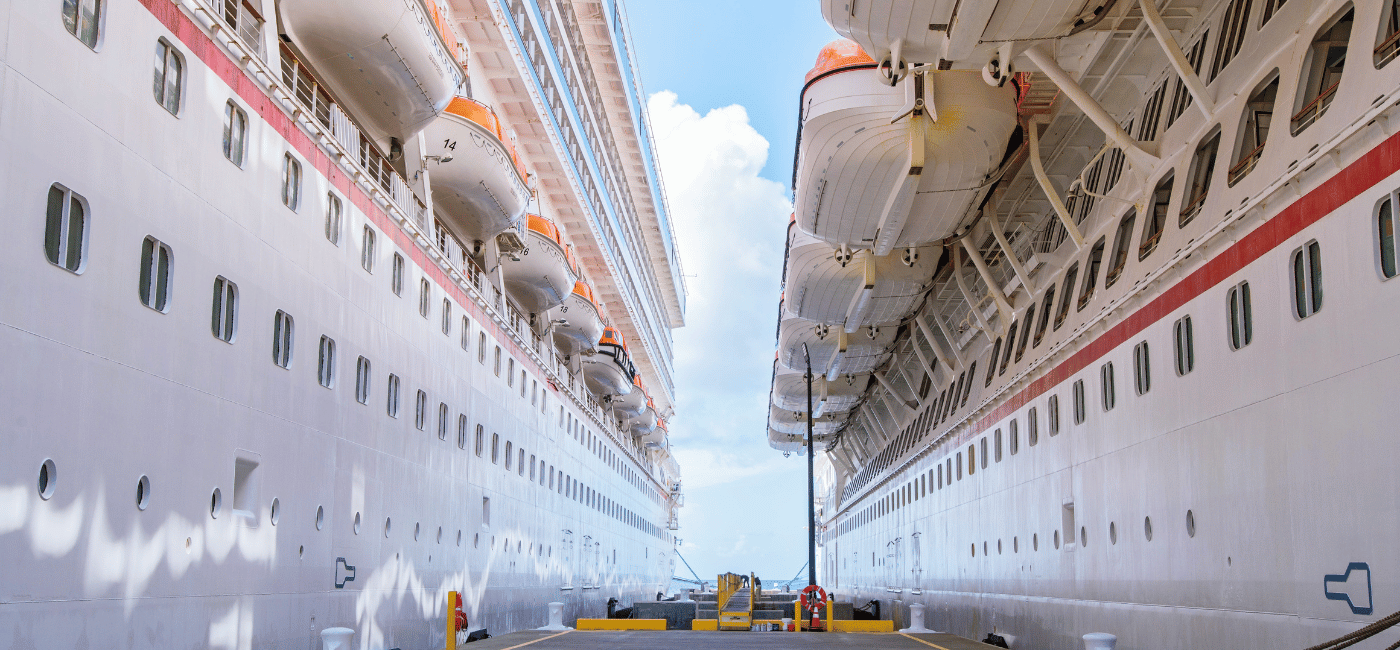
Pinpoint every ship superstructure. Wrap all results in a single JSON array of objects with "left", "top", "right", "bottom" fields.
[
  {"left": 0, "top": 0, "right": 684, "bottom": 646},
  {"left": 776, "top": 0, "right": 1400, "bottom": 647}
]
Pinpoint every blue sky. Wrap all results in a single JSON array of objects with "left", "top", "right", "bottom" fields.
[{"left": 622, "top": 1, "right": 840, "bottom": 584}]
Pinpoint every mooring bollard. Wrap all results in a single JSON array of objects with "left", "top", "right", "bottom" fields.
[
  {"left": 1083, "top": 632, "right": 1117, "bottom": 650},
  {"left": 898, "top": 603, "right": 934, "bottom": 633},
  {"left": 320, "top": 627, "right": 354, "bottom": 650},
  {"left": 537, "top": 602, "right": 572, "bottom": 631}
]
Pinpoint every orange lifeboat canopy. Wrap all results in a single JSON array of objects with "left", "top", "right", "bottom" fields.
[
  {"left": 805, "top": 39, "right": 876, "bottom": 85},
  {"left": 501, "top": 213, "right": 578, "bottom": 312}
]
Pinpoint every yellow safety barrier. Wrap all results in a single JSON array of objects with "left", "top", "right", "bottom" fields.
[
  {"left": 575, "top": 618, "right": 667, "bottom": 630},
  {"left": 445, "top": 591, "right": 464, "bottom": 650},
  {"left": 691, "top": 619, "right": 719, "bottom": 631},
  {"left": 830, "top": 620, "right": 896, "bottom": 633}
]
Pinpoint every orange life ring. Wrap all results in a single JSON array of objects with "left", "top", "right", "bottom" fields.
[{"left": 799, "top": 584, "right": 828, "bottom": 611}]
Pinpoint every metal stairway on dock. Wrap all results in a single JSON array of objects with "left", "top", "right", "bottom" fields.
[{"left": 715, "top": 573, "right": 755, "bottom": 630}]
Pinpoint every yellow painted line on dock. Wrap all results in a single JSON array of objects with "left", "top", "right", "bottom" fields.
[
  {"left": 899, "top": 633, "right": 953, "bottom": 649},
  {"left": 498, "top": 630, "right": 571, "bottom": 650}
]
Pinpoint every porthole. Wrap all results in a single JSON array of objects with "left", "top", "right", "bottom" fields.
[
  {"left": 210, "top": 488, "right": 223, "bottom": 518},
  {"left": 269, "top": 498, "right": 280, "bottom": 525},
  {"left": 135, "top": 475, "right": 151, "bottom": 511},
  {"left": 983, "top": 541, "right": 988, "bottom": 556},
  {"left": 997, "top": 539, "right": 1003, "bottom": 554},
  {"left": 971, "top": 544, "right": 976, "bottom": 557},
  {"left": 315, "top": 505, "right": 325, "bottom": 531},
  {"left": 37, "top": 459, "right": 57, "bottom": 500},
  {"left": 1109, "top": 522, "right": 1117, "bottom": 545},
  {"left": 457, "top": 530, "right": 463, "bottom": 546},
  {"left": 474, "top": 533, "right": 480, "bottom": 548},
  {"left": 353, "top": 512, "right": 362, "bottom": 535},
  {"left": 1013, "top": 536, "right": 1019, "bottom": 553},
  {"left": 298, "top": 545, "right": 304, "bottom": 559},
  {"left": 1144, "top": 516, "right": 1154, "bottom": 541},
  {"left": 385, "top": 517, "right": 392, "bottom": 537},
  {"left": 1186, "top": 510, "right": 1196, "bottom": 538}
]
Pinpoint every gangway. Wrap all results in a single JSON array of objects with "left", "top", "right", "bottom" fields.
[{"left": 715, "top": 572, "right": 755, "bottom": 630}]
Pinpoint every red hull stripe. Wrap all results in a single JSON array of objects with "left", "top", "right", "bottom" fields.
[{"left": 973, "top": 130, "right": 1400, "bottom": 434}]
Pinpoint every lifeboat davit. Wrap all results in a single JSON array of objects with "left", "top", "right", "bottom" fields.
[
  {"left": 553, "top": 282, "right": 605, "bottom": 354},
  {"left": 501, "top": 215, "right": 578, "bottom": 313},
  {"left": 279, "top": 0, "right": 462, "bottom": 150},
  {"left": 771, "top": 360, "right": 871, "bottom": 417},
  {"left": 777, "top": 309, "right": 897, "bottom": 379},
  {"left": 423, "top": 97, "right": 531, "bottom": 243},
  {"left": 582, "top": 327, "right": 635, "bottom": 398},
  {"left": 784, "top": 223, "right": 939, "bottom": 330},
  {"left": 794, "top": 40, "right": 1018, "bottom": 254}
]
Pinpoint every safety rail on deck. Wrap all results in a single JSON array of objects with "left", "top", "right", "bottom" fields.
[{"left": 1291, "top": 81, "right": 1340, "bottom": 134}]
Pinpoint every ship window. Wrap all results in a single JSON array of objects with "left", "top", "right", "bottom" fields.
[
  {"left": 1174, "top": 316, "right": 1196, "bottom": 375},
  {"left": 1292, "top": 240, "right": 1324, "bottom": 318},
  {"left": 361, "top": 227, "right": 376, "bottom": 273},
  {"left": 414, "top": 390, "right": 427, "bottom": 430},
  {"left": 44, "top": 184, "right": 88, "bottom": 274},
  {"left": 519, "top": 448, "right": 526, "bottom": 475},
  {"left": 139, "top": 236, "right": 173, "bottom": 313},
  {"left": 391, "top": 254, "right": 404, "bottom": 294},
  {"left": 1015, "top": 305, "right": 1035, "bottom": 363},
  {"left": 520, "top": 370, "right": 527, "bottom": 397},
  {"left": 1380, "top": 195, "right": 1399, "bottom": 278},
  {"left": 475, "top": 424, "right": 484, "bottom": 457},
  {"left": 1048, "top": 395, "right": 1061, "bottom": 435},
  {"left": 1181, "top": 130, "right": 1220, "bottom": 227},
  {"left": 1227, "top": 281, "right": 1254, "bottom": 349},
  {"left": 1055, "top": 264, "right": 1078, "bottom": 329},
  {"left": 1009, "top": 419, "right": 1020, "bottom": 455},
  {"left": 419, "top": 279, "right": 431, "bottom": 318},
  {"left": 494, "top": 346, "right": 502, "bottom": 376},
  {"left": 1167, "top": 30, "right": 1210, "bottom": 128},
  {"left": 549, "top": 465, "right": 555, "bottom": 489},
  {"left": 211, "top": 276, "right": 238, "bottom": 343},
  {"left": 531, "top": 380, "right": 538, "bottom": 406},
  {"left": 461, "top": 316, "right": 472, "bottom": 350},
  {"left": 1209, "top": 0, "right": 1251, "bottom": 82},
  {"left": 1072, "top": 380, "right": 1086, "bottom": 424},
  {"left": 504, "top": 442, "right": 513, "bottom": 469},
  {"left": 984, "top": 338, "right": 1003, "bottom": 387},
  {"left": 491, "top": 433, "right": 499, "bottom": 464},
  {"left": 530, "top": 456, "right": 537, "bottom": 481},
  {"left": 1101, "top": 362, "right": 1116, "bottom": 411},
  {"left": 1134, "top": 341, "right": 1151, "bottom": 395},
  {"left": 1292, "top": 8, "right": 1353, "bottom": 134},
  {"left": 386, "top": 374, "right": 400, "bottom": 418},
  {"left": 1261, "top": 0, "right": 1288, "bottom": 25},
  {"left": 153, "top": 39, "right": 183, "bottom": 116},
  {"left": 1028, "top": 407, "right": 1039, "bottom": 446},
  {"left": 1140, "top": 174, "right": 1174, "bottom": 260},
  {"left": 1138, "top": 80, "right": 1169, "bottom": 142},
  {"left": 955, "top": 454, "right": 962, "bottom": 480},
  {"left": 999, "top": 321, "right": 1017, "bottom": 376},
  {"left": 223, "top": 101, "right": 248, "bottom": 167},
  {"left": 507, "top": 359, "right": 515, "bottom": 386},
  {"left": 1105, "top": 210, "right": 1137, "bottom": 288},
  {"left": 317, "top": 336, "right": 335, "bottom": 389},
  {"left": 442, "top": 299, "right": 452, "bottom": 335},
  {"left": 937, "top": 463, "right": 943, "bottom": 488},
  {"left": 479, "top": 333, "right": 487, "bottom": 363},
  {"left": 1378, "top": 0, "right": 1400, "bottom": 66},
  {"left": 962, "top": 363, "right": 976, "bottom": 406},
  {"left": 482, "top": 497, "right": 490, "bottom": 526},
  {"left": 1034, "top": 285, "right": 1055, "bottom": 347},
  {"left": 281, "top": 154, "right": 301, "bottom": 211},
  {"left": 438, "top": 403, "right": 449, "bottom": 441},
  {"left": 954, "top": 371, "right": 967, "bottom": 409},
  {"left": 1229, "top": 74, "right": 1279, "bottom": 186},
  {"left": 458, "top": 415, "right": 468, "bottom": 450},
  {"left": 62, "top": 0, "right": 103, "bottom": 48},
  {"left": 1077, "top": 238, "right": 1106, "bottom": 311},
  {"left": 994, "top": 428, "right": 1003, "bottom": 462},
  {"left": 272, "top": 311, "right": 293, "bottom": 368},
  {"left": 354, "top": 356, "right": 370, "bottom": 405}
]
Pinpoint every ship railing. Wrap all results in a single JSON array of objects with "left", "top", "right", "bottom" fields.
[
  {"left": 1377, "top": 28, "right": 1400, "bottom": 69},
  {"left": 221, "top": 0, "right": 265, "bottom": 60},
  {"left": 279, "top": 45, "right": 334, "bottom": 130},
  {"left": 1228, "top": 140, "right": 1268, "bottom": 186},
  {"left": 1290, "top": 80, "right": 1340, "bottom": 134}
]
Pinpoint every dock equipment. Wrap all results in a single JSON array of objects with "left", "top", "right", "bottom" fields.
[{"left": 715, "top": 573, "right": 756, "bottom": 630}]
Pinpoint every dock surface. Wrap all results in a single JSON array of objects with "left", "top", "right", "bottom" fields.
[{"left": 462, "top": 629, "right": 988, "bottom": 649}]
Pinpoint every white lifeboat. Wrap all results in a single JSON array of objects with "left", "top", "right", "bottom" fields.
[
  {"left": 612, "top": 374, "right": 647, "bottom": 420},
  {"left": 581, "top": 327, "right": 635, "bottom": 398},
  {"left": 777, "top": 309, "right": 897, "bottom": 379},
  {"left": 769, "top": 405, "right": 846, "bottom": 437},
  {"left": 641, "top": 417, "right": 667, "bottom": 449},
  {"left": 794, "top": 41, "right": 1018, "bottom": 254},
  {"left": 771, "top": 360, "right": 871, "bottom": 417},
  {"left": 279, "top": 0, "right": 462, "bottom": 150},
  {"left": 501, "top": 215, "right": 579, "bottom": 313},
  {"left": 552, "top": 281, "right": 604, "bottom": 355},
  {"left": 631, "top": 397, "right": 659, "bottom": 438},
  {"left": 784, "top": 222, "right": 939, "bottom": 330},
  {"left": 768, "top": 428, "right": 806, "bottom": 453},
  {"left": 423, "top": 97, "right": 531, "bottom": 243}
]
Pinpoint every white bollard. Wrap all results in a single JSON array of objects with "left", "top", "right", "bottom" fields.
[
  {"left": 320, "top": 627, "right": 354, "bottom": 650},
  {"left": 537, "top": 602, "right": 573, "bottom": 631},
  {"left": 898, "top": 603, "right": 935, "bottom": 633},
  {"left": 1083, "top": 632, "right": 1117, "bottom": 650}
]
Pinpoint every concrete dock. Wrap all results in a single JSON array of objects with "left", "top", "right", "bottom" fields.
[{"left": 458, "top": 629, "right": 992, "bottom": 649}]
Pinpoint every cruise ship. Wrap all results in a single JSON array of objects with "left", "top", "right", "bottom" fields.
[
  {"left": 774, "top": 0, "right": 1400, "bottom": 647},
  {"left": 0, "top": 0, "right": 685, "bottom": 646}
]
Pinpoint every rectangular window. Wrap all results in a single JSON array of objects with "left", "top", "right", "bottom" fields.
[
  {"left": 507, "top": 358, "right": 515, "bottom": 385},
  {"left": 324, "top": 193, "right": 342, "bottom": 245},
  {"left": 1134, "top": 342, "right": 1151, "bottom": 395},
  {"left": 530, "top": 455, "right": 537, "bottom": 481},
  {"left": 461, "top": 316, "right": 472, "bottom": 350},
  {"left": 1292, "top": 240, "right": 1324, "bottom": 318},
  {"left": 1292, "top": 9, "right": 1352, "bottom": 134},
  {"left": 419, "top": 278, "right": 431, "bottom": 318},
  {"left": 1105, "top": 210, "right": 1137, "bottom": 288},
  {"left": 438, "top": 403, "right": 449, "bottom": 440},
  {"left": 1140, "top": 174, "right": 1174, "bottom": 259},
  {"left": 494, "top": 346, "right": 502, "bottom": 376},
  {"left": 1048, "top": 394, "right": 1061, "bottom": 435},
  {"left": 1181, "top": 131, "right": 1220, "bottom": 227},
  {"left": 1174, "top": 316, "right": 1195, "bottom": 375},
  {"left": 1261, "top": 0, "right": 1288, "bottom": 25},
  {"left": 1209, "top": 0, "right": 1252, "bottom": 81},
  {"left": 392, "top": 253, "right": 404, "bottom": 295},
  {"left": 491, "top": 433, "right": 500, "bottom": 463},
  {"left": 415, "top": 390, "right": 427, "bottom": 430},
  {"left": 937, "top": 464, "right": 943, "bottom": 489},
  {"left": 458, "top": 415, "right": 469, "bottom": 450},
  {"left": 520, "top": 369, "right": 527, "bottom": 397},
  {"left": 153, "top": 40, "right": 183, "bottom": 115},
  {"left": 482, "top": 497, "right": 490, "bottom": 526},
  {"left": 1015, "top": 306, "right": 1035, "bottom": 363},
  {"left": 1032, "top": 285, "right": 1056, "bottom": 348},
  {"left": 1228, "top": 281, "right": 1254, "bottom": 350},
  {"left": 1009, "top": 419, "right": 1019, "bottom": 455},
  {"left": 984, "top": 338, "right": 1003, "bottom": 387},
  {"left": 1055, "top": 264, "right": 1078, "bottom": 329},
  {"left": 518, "top": 448, "right": 526, "bottom": 475},
  {"left": 223, "top": 101, "right": 247, "bottom": 166},
  {"left": 1380, "top": 194, "right": 1399, "bottom": 278},
  {"left": 387, "top": 374, "right": 400, "bottom": 417},
  {"left": 317, "top": 336, "right": 336, "bottom": 388},
  {"left": 44, "top": 184, "right": 88, "bottom": 273},
  {"left": 1101, "top": 362, "right": 1116, "bottom": 411},
  {"left": 999, "top": 321, "right": 1018, "bottom": 376},
  {"left": 272, "top": 311, "right": 293, "bottom": 368},
  {"left": 281, "top": 154, "right": 301, "bottom": 211},
  {"left": 361, "top": 227, "right": 375, "bottom": 272},
  {"left": 1028, "top": 407, "right": 1039, "bottom": 446},
  {"left": 442, "top": 299, "right": 452, "bottom": 335},
  {"left": 1072, "top": 379, "right": 1086, "bottom": 424},
  {"left": 1167, "top": 31, "right": 1209, "bottom": 128},
  {"left": 355, "top": 356, "right": 371, "bottom": 404},
  {"left": 139, "top": 236, "right": 173, "bottom": 313},
  {"left": 475, "top": 424, "right": 484, "bottom": 456},
  {"left": 1078, "top": 238, "right": 1106, "bottom": 311},
  {"left": 1138, "top": 81, "right": 1168, "bottom": 142},
  {"left": 479, "top": 333, "right": 488, "bottom": 363},
  {"left": 211, "top": 276, "right": 238, "bottom": 343},
  {"left": 62, "top": 0, "right": 103, "bottom": 48},
  {"left": 1229, "top": 75, "right": 1279, "bottom": 186},
  {"left": 505, "top": 442, "right": 513, "bottom": 470}
]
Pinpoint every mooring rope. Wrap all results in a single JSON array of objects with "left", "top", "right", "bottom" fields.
[{"left": 1302, "top": 611, "right": 1400, "bottom": 650}]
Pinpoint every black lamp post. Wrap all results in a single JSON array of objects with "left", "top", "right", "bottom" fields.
[{"left": 802, "top": 343, "right": 816, "bottom": 588}]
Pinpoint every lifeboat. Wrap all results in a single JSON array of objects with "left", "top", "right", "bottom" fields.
[
  {"left": 777, "top": 309, "right": 897, "bottom": 379},
  {"left": 771, "top": 360, "right": 871, "bottom": 417},
  {"left": 423, "top": 97, "right": 531, "bottom": 243},
  {"left": 501, "top": 215, "right": 578, "bottom": 313},
  {"left": 552, "top": 281, "right": 605, "bottom": 354},
  {"left": 785, "top": 224, "right": 939, "bottom": 330},
  {"left": 631, "top": 397, "right": 659, "bottom": 438},
  {"left": 640, "top": 417, "right": 667, "bottom": 449},
  {"left": 612, "top": 374, "right": 647, "bottom": 420},
  {"left": 581, "top": 327, "right": 635, "bottom": 398},
  {"left": 794, "top": 40, "right": 1018, "bottom": 254},
  {"left": 279, "top": 0, "right": 462, "bottom": 150},
  {"left": 769, "top": 405, "right": 846, "bottom": 437}
]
